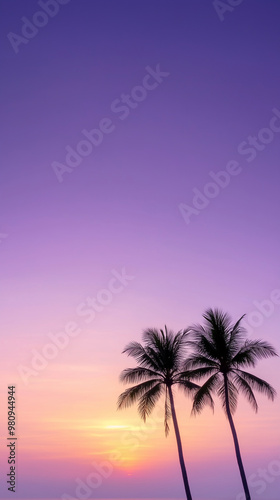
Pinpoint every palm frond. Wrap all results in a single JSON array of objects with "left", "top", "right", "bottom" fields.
[
  {"left": 228, "top": 314, "right": 246, "bottom": 356},
  {"left": 171, "top": 329, "right": 192, "bottom": 368},
  {"left": 233, "top": 369, "right": 277, "bottom": 401},
  {"left": 118, "top": 326, "right": 195, "bottom": 435},
  {"left": 193, "top": 333, "right": 218, "bottom": 361},
  {"left": 142, "top": 327, "right": 191, "bottom": 374},
  {"left": 142, "top": 327, "right": 163, "bottom": 347},
  {"left": 146, "top": 345, "right": 165, "bottom": 371},
  {"left": 120, "top": 367, "right": 163, "bottom": 384},
  {"left": 179, "top": 366, "right": 218, "bottom": 381},
  {"left": 203, "top": 308, "right": 232, "bottom": 329},
  {"left": 122, "top": 341, "right": 163, "bottom": 371},
  {"left": 204, "top": 308, "right": 232, "bottom": 341},
  {"left": 184, "top": 355, "right": 219, "bottom": 370},
  {"left": 232, "top": 373, "right": 258, "bottom": 412},
  {"left": 138, "top": 383, "right": 163, "bottom": 422},
  {"left": 191, "top": 373, "right": 220, "bottom": 415},
  {"left": 177, "top": 379, "right": 200, "bottom": 396},
  {"left": 218, "top": 378, "right": 239, "bottom": 415},
  {"left": 232, "top": 340, "right": 278, "bottom": 368},
  {"left": 186, "top": 309, "right": 277, "bottom": 422},
  {"left": 117, "top": 379, "right": 161, "bottom": 410}
]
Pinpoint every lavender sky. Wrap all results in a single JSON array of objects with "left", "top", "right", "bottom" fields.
[{"left": 0, "top": 1, "right": 280, "bottom": 499}]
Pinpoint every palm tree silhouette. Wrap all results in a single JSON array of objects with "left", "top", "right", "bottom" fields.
[
  {"left": 185, "top": 308, "right": 277, "bottom": 500},
  {"left": 117, "top": 326, "right": 200, "bottom": 500}
]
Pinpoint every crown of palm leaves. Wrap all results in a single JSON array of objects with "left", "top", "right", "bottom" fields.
[
  {"left": 184, "top": 308, "right": 277, "bottom": 415},
  {"left": 118, "top": 326, "right": 200, "bottom": 435}
]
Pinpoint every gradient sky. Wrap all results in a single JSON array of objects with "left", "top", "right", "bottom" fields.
[{"left": 0, "top": 1, "right": 280, "bottom": 499}]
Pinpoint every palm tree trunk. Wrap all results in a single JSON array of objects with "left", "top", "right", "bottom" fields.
[
  {"left": 223, "top": 374, "right": 251, "bottom": 500},
  {"left": 168, "top": 385, "right": 193, "bottom": 500}
]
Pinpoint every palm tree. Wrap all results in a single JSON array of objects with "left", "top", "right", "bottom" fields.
[
  {"left": 117, "top": 326, "right": 200, "bottom": 500},
  {"left": 184, "top": 308, "right": 277, "bottom": 500}
]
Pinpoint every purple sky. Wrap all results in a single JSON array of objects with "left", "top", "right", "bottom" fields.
[{"left": 1, "top": 1, "right": 280, "bottom": 499}]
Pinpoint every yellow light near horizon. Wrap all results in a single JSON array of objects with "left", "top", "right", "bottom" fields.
[{"left": 105, "top": 425, "right": 129, "bottom": 429}]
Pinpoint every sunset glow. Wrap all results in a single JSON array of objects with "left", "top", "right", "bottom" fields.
[{"left": 1, "top": 1, "right": 280, "bottom": 500}]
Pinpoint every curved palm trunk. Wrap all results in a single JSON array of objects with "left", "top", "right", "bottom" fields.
[
  {"left": 223, "top": 374, "right": 251, "bottom": 500},
  {"left": 168, "top": 385, "right": 193, "bottom": 500}
]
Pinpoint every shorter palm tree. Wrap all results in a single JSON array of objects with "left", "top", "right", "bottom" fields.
[
  {"left": 117, "top": 327, "right": 200, "bottom": 500},
  {"left": 184, "top": 308, "right": 277, "bottom": 500}
]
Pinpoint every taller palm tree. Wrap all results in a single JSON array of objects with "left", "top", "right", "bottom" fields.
[
  {"left": 185, "top": 308, "right": 277, "bottom": 500},
  {"left": 117, "top": 326, "right": 200, "bottom": 500}
]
